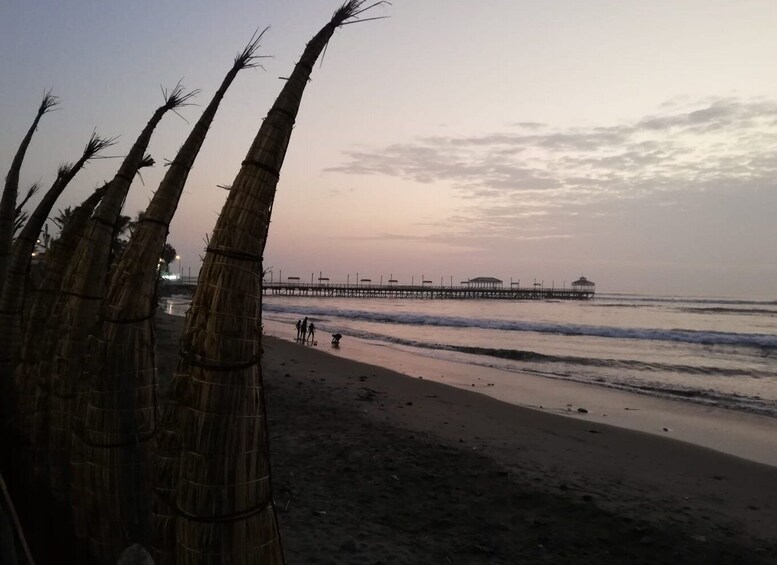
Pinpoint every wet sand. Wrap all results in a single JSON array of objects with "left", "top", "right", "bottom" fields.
[{"left": 157, "top": 313, "right": 777, "bottom": 564}]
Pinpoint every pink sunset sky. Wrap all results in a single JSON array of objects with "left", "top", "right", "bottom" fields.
[{"left": 2, "top": 1, "right": 776, "bottom": 298}]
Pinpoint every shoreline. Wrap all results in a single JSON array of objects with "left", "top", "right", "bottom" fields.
[
  {"left": 155, "top": 313, "right": 777, "bottom": 562},
  {"left": 262, "top": 318, "right": 777, "bottom": 468}
]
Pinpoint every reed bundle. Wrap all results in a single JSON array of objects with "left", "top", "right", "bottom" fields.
[
  {"left": 42, "top": 86, "right": 194, "bottom": 503},
  {"left": 153, "top": 3, "right": 386, "bottom": 563},
  {"left": 15, "top": 183, "right": 110, "bottom": 447},
  {"left": 0, "top": 91, "right": 58, "bottom": 291},
  {"left": 0, "top": 133, "right": 114, "bottom": 444},
  {"left": 73, "top": 35, "right": 264, "bottom": 563}
]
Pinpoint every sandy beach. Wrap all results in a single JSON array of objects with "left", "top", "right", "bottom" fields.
[
  {"left": 262, "top": 316, "right": 777, "bottom": 469},
  {"left": 154, "top": 312, "right": 777, "bottom": 563}
]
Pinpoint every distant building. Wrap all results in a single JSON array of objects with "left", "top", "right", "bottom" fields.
[
  {"left": 571, "top": 276, "right": 595, "bottom": 292},
  {"left": 467, "top": 276, "right": 503, "bottom": 289}
]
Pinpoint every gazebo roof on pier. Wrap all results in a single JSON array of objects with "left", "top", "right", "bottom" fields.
[
  {"left": 572, "top": 276, "right": 595, "bottom": 286},
  {"left": 468, "top": 276, "right": 503, "bottom": 284}
]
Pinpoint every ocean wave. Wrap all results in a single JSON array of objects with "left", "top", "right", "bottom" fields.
[
  {"left": 593, "top": 295, "right": 777, "bottom": 316},
  {"left": 262, "top": 302, "right": 777, "bottom": 349},
  {"left": 676, "top": 306, "right": 777, "bottom": 316},
  {"left": 395, "top": 336, "right": 777, "bottom": 417},
  {"left": 262, "top": 312, "right": 777, "bottom": 418},
  {"left": 606, "top": 382, "right": 777, "bottom": 418},
  {"left": 301, "top": 325, "right": 774, "bottom": 379},
  {"left": 594, "top": 303, "right": 777, "bottom": 316},
  {"left": 598, "top": 293, "right": 777, "bottom": 306},
  {"left": 449, "top": 345, "right": 773, "bottom": 378}
]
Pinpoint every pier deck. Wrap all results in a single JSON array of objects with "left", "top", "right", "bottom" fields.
[{"left": 259, "top": 282, "right": 594, "bottom": 300}]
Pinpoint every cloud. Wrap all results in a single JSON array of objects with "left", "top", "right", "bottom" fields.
[{"left": 325, "top": 97, "right": 777, "bottom": 247}]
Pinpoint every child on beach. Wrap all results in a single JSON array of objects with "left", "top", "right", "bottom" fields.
[
  {"left": 308, "top": 323, "right": 315, "bottom": 343},
  {"left": 295, "top": 319, "right": 302, "bottom": 340}
]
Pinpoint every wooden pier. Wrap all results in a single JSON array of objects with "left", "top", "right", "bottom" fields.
[
  {"left": 259, "top": 282, "right": 594, "bottom": 300},
  {"left": 162, "top": 276, "right": 596, "bottom": 301}
]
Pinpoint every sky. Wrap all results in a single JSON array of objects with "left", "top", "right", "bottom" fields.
[{"left": 2, "top": 1, "right": 776, "bottom": 298}]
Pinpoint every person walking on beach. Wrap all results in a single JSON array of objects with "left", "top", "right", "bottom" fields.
[
  {"left": 295, "top": 319, "right": 302, "bottom": 340},
  {"left": 301, "top": 317, "right": 308, "bottom": 343},
  {"left": 308, "top": 322, "right": 315, "bottom": 344}
]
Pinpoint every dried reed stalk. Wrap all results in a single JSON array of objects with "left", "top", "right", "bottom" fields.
[
  {"left": 42, "top": 86, "right": 195, "bottom": 503},
  {"left": 154, "top": 3, "right": 386, "bottom": 563},
  {"left": 0, "top": 95, "right": 54, "bottom": 472},
  {"left": 20, "top": 157, "right": 146, "bottom": 484},
  {"left": 0, "top": 134, "right": 115, "bottom": 427},
  {"left": 73, "top": 36, "right": 264, "bottom": 563},
  {"left": 0, "top": 91, "right": 58, "bottom": 291},
  {"left": 12, "top": 183, "right": 41, "bottom": 238},
  {"left": 15, "top": 183, "right": 109, "bottom": 448}
]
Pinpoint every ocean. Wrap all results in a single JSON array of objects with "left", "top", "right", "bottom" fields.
[{"left": 163, "top": 293, "right": 777, "bottom": 419}]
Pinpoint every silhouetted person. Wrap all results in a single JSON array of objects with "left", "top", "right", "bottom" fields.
[
  {"left": 308, "top": 323, "right": 315, "bottom": 343},
  {"left": 331, "top": 333, "right": 342, "bottom": 346},
  {"left": 295, "top": 319, "right": 302, "bottom": 340},
  {"left": 301, "top": 317, "right": 308, "bottom": 343}
]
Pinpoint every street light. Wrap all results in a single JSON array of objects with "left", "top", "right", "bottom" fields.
[{"left": 176, "top": 255, "right": 181, "bottom": 279}]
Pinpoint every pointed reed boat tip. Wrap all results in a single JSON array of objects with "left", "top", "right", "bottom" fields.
[
  {"left": 161, "top": 81, "right": 200, "bottom": 110},
  {"left": 40, "top": 89, "right": 60, "bottom": 114},
  {"left": 13, "top": 182, "right": 40, "bottom": 219},
  {"left": 138, "top": 154, "right": 156, "bottom": 170},
  {"left": 235, "top": 26, "right": 271, "bottom": 70},
  {"left": 319, "top": 1, "right": 389, "bottom": 65},
  {"left": 21, "top": 182, "right": 41, "bottom": 203},
  {"left": 83, "top": 132, "right": 118, "bottom": 160},
  {"left": 332, "top": 0, "right": 390, "bottom": 27},
  {"left": 14, "top": 182, "right": 35, "bottom": 204}
]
